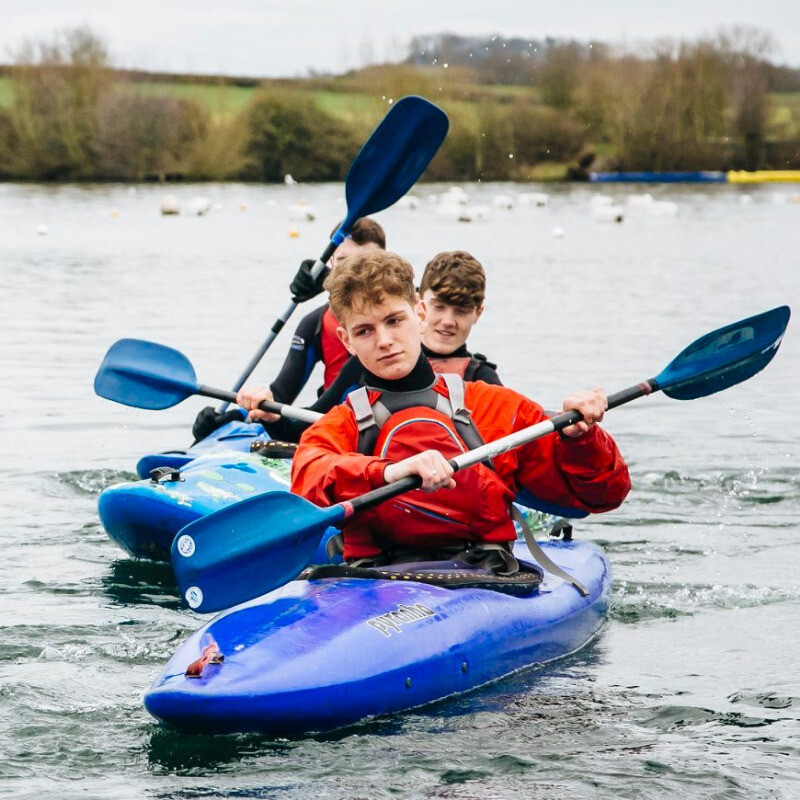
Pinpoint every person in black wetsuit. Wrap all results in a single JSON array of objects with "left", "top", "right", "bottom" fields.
[
  {"left": 270, "top": 217, "right": 387, "bottom": 404},
  {"left": 237, "top": 250, "right": 502, "bottom": 443},
  {"left": 192, "top": 217, "right": 386, "bottom": 442}
]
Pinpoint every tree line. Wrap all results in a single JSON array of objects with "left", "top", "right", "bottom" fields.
[{"left": 0, "top": 27, "right": 797, "bottom": 182}]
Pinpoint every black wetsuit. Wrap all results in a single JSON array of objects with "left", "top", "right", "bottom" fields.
[{"left": 268, "top": 305, "right": 328, "bottom": 404}]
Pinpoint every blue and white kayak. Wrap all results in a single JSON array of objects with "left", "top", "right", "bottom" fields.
[
  {"left": 144, "top": 539, "right": 610, "bottom": 735},
  {"left": 100, "top": 449, "right": 292, "bottom": 561},
  {"left": 134, "top": 418, "right": 264, "bottom": 479}
]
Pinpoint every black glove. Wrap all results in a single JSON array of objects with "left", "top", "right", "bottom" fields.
[
  {"left": 192, "top": 406, "right": 246, "bottom": 444},
  {"left": 290, "top": 259, "right": 330, "bottom": 303}
]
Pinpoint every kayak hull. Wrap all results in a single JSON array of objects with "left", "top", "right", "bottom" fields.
[
  {"left": 144, "top": 539, "right": 610, "bottom": 735},
  {"left": 99, "top": 452, "right": 291, "bottom": 560}
]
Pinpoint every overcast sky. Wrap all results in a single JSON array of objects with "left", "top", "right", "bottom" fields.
[{"left": 1, "top": 0, "right": 799, "bottom": 76}]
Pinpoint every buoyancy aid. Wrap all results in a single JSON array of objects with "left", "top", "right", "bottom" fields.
[
  {"left": 344, "top": 374, "right": 517, "bottom": 554},
  {"left": 319, "top": 306, "right": 350, "bottom": 389},
  {"left": 427, "top": 352, "right": 495, "bottom": 381}
]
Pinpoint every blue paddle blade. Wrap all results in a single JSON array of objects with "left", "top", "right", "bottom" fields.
[
  {"left": 94, "top": 338, "right": 200, "bottom": 409},
  {"left": 336, "top": 96, "right": 448, "bottom": 240},
  {"left": 171, "top": 492, "right": 347, "bottom": 614},
  {"left": 656, "top": 306, "right": 790, "bottom": 400}
]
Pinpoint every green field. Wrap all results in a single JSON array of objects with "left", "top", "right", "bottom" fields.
[
  {"left": 131, "top": 80, "right": 256, "bottom": 116},
  {"left": 0, "top": 77, "right": 13, "bottom": 107}
]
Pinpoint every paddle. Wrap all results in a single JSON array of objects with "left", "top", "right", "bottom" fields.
[
  {"left": 171, "top": 306, "right": 790, "bottom": 613},
  {"left": 219, "top": 96, "right": 449, "bottom": 409},
  {"left": 94, "top": 338, "right": 322, "bottom": 425}
]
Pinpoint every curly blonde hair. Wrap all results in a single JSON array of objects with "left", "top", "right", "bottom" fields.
[{"left": 325, "top": 250, "right": 416, "bottom": 324}]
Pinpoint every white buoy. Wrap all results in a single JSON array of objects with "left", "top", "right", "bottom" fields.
[
  {"left": 591, "top": 204, "right": 624, "bottom": 223},
  {"left": 288, "top": 200, "right": 316, "bottom": 221},
  {"left": 552, "top": 225, "right": 566, "bottom": 238},
  {"left": 626, "top": 193, "right": 654, "bottom": 208},
  {"left": 519, "top": 192, "right": 550, "bottom": 207},
  {"left": 739, "top": 194, "right": 754, "bottom": 206},
  {"left": 36, "top": 223, "right": 49, "bottom": 236},
  {"left": 186, "top": 197, "right": 212, "bottom": 216},
  {"left": 284, "top": 174, "right": 297, "bottom": 186},
  {"left": 160, "top": 194, "right": 181, "bottom": 215},
  {"left": 435, "top": 204, "right": 463, "bottom": 222},
  {"left": 441, "top": 186, "right": 470, "bottom": 205},
  {"left": 648, "top": 200, "right": 679, "bottom": 217},
  {"left": 435, "top": 204, "right": 490, "bottom": 223},
  {"left": 397, "top": 195, "right": 420, "bottom": 210},
  {"left": 469, "top": 205, "right": 491, "bottom": 221},
  {"left": 492, "top": 195, "right": 514, "bottom": 209}
]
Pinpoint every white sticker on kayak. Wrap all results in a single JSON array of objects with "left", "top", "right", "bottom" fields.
[
  {"left": 185, "top": 586, "right": 203, "bottom": 609},
  {"left": 176, "top": 535, "right": 196, "bottom": 558},
  {"left": 367, "top": 603, "right": 436, "bottom": 637}
]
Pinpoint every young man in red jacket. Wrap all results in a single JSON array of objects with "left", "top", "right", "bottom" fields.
[{"left": 239, "top": 250, "right": 630, "bottom": 567}]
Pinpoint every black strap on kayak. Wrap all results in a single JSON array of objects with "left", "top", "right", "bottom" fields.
[
  {"left": 149, "top": 466, "right": 183, "bottom": 484},
  {"left": 249, "top": 439, "right": 298, "bottom": 459},
  {"left": 511, "top": 506, "right": 588, "bottom": 596}
]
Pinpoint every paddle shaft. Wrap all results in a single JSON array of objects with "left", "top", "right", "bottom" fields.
[
  {"left": 198, "top": 384, "right": 322, "bottom": 425},
  {"left": 341, "top": 379, "right": 659, "bottom": 516}
]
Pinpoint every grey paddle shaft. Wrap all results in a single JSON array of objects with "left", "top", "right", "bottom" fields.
[
  {"left": 199, "top": 385, "right": 322, "bottom": 424},
  {"left": 218, "top": 249, "right": 334, "bottom": 411}
]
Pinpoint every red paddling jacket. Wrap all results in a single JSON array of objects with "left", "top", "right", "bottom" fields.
[{"left": 291, "top": 362, "right": 631, "bottom": 561}]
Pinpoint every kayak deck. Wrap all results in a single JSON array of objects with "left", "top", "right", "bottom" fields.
[
  {"left": 144, "top": 539, "right": 610, "bottom": 735},
  {"left": 99, "top": 451, "right": 292, "bottom": 560}
]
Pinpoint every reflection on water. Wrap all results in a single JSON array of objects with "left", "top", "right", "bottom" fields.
[{"left": 1, "top": 182, "right": 799, "bottom": 799}]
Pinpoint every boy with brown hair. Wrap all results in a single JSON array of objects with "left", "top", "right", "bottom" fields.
[
  {"left": 238, "top": 250, "right": 630, "bottom": 566},
  {"left": 417, "top": 250, "right": 500, "bottom": 384}
]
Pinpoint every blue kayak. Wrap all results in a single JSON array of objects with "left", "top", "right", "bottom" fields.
[
  {"left": 100, "top": 448, "right": 293, "bottom": 561},
  {"left": 134, "top": 417, "right": 264, "bottom": 479},
  {"left": 144, "top": 539, "right": 610, "bottom": 735}
]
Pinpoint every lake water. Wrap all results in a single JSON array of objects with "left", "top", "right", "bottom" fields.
[{"left": 1, "top": 181, "right": 799, "bottom": 800}]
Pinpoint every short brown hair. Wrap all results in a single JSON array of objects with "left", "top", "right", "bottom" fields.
[
  {"left": 325, "top": 250, "right": 416, "bottom": 324},
  {"left": 419, "top": 251, "right": 486, "bottom": 309},
  {"left": 330, "top": 217, "right": 386, "bottom": 249}
]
